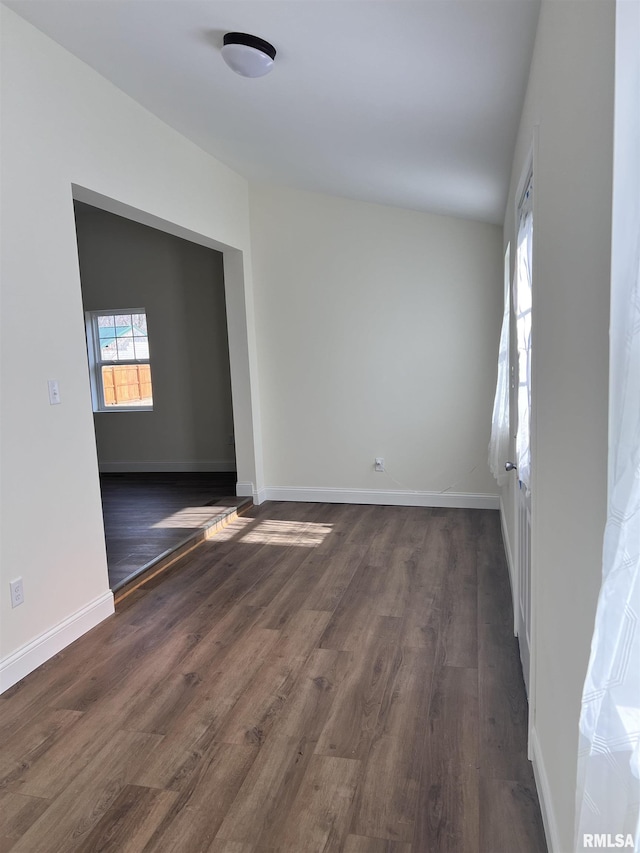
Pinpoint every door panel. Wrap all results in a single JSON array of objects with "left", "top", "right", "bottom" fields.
[
  {"left": 517, "top": 483, "right": 531, "bottom": 696},
  {"left": 512, "top": 170, "right": 533, "bottom": 697}
]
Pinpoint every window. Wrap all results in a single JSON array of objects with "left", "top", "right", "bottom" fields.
[
  {"left": 86, "top": 310, "right": 153, "bottom": 411},
  {"left": 488, "top": 242, "right": 511, "bottom": 485},
  {"left": 515, "top": 174, "right": 533, "bottom": 490}
]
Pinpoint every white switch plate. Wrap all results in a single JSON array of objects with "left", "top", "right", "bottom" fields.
[
  {"left": 374, "top": 457, "right": 385, "bottom": 472},
  {"left": 48, "top": 380, "right": 61, "bottom": 405}
]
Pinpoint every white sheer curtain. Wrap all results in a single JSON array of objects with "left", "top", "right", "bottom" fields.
[
  {"left": 515, "top": 180, "right": 533, "bottom": 491},
  {"left": 575, "top": 3, "right": 640, "bottom": 845},
  {"left": 488, "top": 245, "right": 511, "bottom": 485},
  {"left": 575, "top": 230, "right": 640, "bottom": 853}
]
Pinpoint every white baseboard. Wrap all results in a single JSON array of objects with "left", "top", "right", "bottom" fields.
[
  {"left": 99, "top": 461, "right": 236, "bottom": 473},
  {"left": 531, "top": 725, "right": 562, "bottom": 853},
  {"left": 236, "top": 481, "right": 254, "bottom": 499},
  {"left": 262, "top": 486, "right": 499, "bottom": 510},
  {"left": 0, "top": 591, "right": 115, "bottom": 694},
  {"left": 236, "top": 482, "right": 267, "bottom": 505}
]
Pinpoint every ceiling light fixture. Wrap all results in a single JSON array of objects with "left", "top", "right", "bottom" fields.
[{"left": 221, "top": 32, "right": 276, "bottom": 78}]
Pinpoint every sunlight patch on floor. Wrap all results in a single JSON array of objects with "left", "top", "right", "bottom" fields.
[
  {"left": 209, "top": 516, "right": 256, "bottom": 541},
  {"left": 239, "top": 519, "right": 332, "bottom": 547}
]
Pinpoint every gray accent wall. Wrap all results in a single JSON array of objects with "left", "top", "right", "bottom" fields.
[{"left": 74, "top": 202, "right": 235, "bottom": 471}]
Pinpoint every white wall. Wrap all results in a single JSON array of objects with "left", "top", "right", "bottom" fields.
[
  {"left": 0, "top": 7, "right": 262, "bottom": 689},
  {"left": 250, "top": 183, "right": 502, "bottom": 505},
  {"left": 74, "top": 203, "right": 235, "bottom": 472},
  {"left": 502, "top": 1, "right": 614, "bottom": 849}
]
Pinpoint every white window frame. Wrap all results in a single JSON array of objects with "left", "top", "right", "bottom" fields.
[{"left": 85, "top": 308, "right": 154, "bottom": 412}]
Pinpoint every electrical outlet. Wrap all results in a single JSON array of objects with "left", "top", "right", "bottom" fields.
[
  {"left": 374, "top": 457, "right": 385, "bottom": 472},
  {"left": 10, "top": 578, "right": 24, "bottom": 608}
]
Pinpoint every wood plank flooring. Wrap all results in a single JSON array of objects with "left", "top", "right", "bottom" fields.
[
  {"left": 100, "top": 472, "right": 245, "bottom": 590},
  {"left": 0, "top": 502, "right": 547, "bottom": 852}
]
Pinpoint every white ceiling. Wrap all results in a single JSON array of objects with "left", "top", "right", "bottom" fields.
[{"left": 5, "top": 0, "right": 540, "bottom": 224}]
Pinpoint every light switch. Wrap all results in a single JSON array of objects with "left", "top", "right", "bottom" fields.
[{"left": 48, "top": 380, "right": 61, "bottom": 405}]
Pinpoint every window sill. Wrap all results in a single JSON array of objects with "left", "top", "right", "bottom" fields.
[{"left": 95, "top": 407, "right": 154, "bottom": 413}]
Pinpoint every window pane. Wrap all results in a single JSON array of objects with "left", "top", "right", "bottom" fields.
[
  {"left": 132, "top": 313, "right": 148, "bottom": 335},
  {"left": 96, "top": 315, "right": 116, "bottom": 360},
  {"left": 115, "top": 333, "right": 135, "bottom": 361},
  {"left": 99, "top": 327, "right": 118, "bottom": 359},
  {"left": 133, "top": 336, "right": 149, "bottom": 359},
  {"left": 101, "top": 364, "right": 153, "bottom": 407}
]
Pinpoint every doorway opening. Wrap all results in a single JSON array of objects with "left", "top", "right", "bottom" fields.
[{"left": 73, "top": 200, "right": 248, "bottom": 592}]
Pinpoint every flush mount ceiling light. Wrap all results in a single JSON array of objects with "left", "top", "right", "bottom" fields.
[{"left": 222, "top": 32, "right": 277, "bottom": 78}]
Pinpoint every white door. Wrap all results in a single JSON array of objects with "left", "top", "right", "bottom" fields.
[
  {"left": 516, "top": 481, "right": 532, "bottom": 696},
  {"left": 508, "top": 171, "right": 534, "bottom": 696}
]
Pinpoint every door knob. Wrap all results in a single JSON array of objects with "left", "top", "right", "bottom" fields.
[{"left": 505, "top": 462, "right": 517, "bottom": 472}]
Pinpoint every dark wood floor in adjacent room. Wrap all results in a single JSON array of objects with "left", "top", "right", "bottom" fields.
[
  {"left": 100, "top": 472, "right": 243, "bottom": 590},
  {"left": 0, "top": 502, "right": 547, "bottom": 852}
]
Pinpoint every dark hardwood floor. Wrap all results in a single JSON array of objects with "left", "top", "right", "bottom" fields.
[
  {"left": 0, "top": 502, "right": 547, "bottom": 852},
  {"left": 100, "top": 472, "right": 245, "bottom": 590}
]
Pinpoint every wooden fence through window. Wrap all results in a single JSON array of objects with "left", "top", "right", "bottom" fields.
[{"left": 102, "top": 364, "right": 152, "bottom": 405}]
